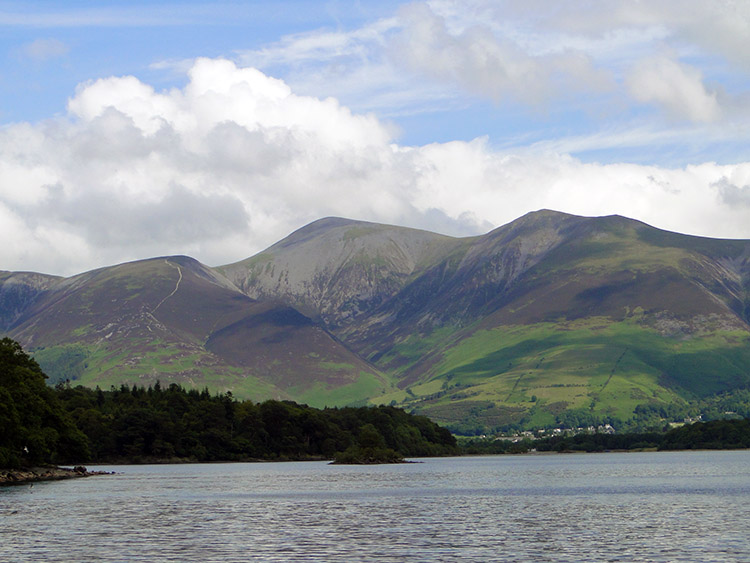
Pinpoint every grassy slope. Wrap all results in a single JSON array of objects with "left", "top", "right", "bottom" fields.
[
  {"left": 371, "top": 216, "right": 750, "bottom": 429},
  {"left": 396, "top": 318, "right": 750, "bottom": 427}
]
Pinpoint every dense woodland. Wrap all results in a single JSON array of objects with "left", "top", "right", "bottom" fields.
[
  {"left": 54, "top": 383, "right": 458, "bottom": 463},
  {"left": 0, "top": 338, "right": 457, "bottom": 468}
]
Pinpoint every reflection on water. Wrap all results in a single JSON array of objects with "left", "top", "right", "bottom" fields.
[{"left": 2, "top": 451, "right": 749, "bottom": 562}]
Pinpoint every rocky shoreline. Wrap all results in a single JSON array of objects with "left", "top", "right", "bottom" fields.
[{"left": 0, "top": 465, "right": 114, "bottom": 485}]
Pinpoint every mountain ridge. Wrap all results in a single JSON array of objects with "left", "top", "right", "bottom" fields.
[{"left": 3, "top": 209, "right": 750, "bottom": 431}]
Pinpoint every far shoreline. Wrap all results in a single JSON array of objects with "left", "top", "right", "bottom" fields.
[{"left": 5, "top": 447, "right": 749, "bottom": 484}]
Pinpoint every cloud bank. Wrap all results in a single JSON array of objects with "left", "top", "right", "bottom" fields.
[{"left": 1, "top": 57, "right": 749, "bottom": 276}]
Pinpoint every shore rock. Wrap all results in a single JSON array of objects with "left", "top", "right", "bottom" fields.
[{"left": 0, "top": 466, "right": 113, "bottom": 485}]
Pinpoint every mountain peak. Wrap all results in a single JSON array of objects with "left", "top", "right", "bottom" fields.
[{"left": 281, "top": 216, "right": 361, "bottom": 240}]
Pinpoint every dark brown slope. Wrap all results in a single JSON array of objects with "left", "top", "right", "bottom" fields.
[
  {"left": 341, "top": 210, "right": 592, "bottom": 358},
  {"left": 5, "top": 256, "right": 390, "bottom": 404},
  {"left": 217, "top": 210, "right": 750, "bottom": 355},
  {"left": 477, "top": 212, "right": 750, "bottom": 326}
]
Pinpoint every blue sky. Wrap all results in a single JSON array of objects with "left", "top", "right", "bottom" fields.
[{"left": 2, "top": 0, "right": 750, "bottom": 275}]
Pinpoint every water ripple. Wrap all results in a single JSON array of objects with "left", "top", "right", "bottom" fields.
[{"left": 1, "top": 451, "right": 749, "bottom": 562}]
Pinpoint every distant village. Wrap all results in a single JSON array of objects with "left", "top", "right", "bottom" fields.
[
  {"left": 494, "top": 424, "right": 617, "bottom": 443},
  {"left": 493, "top": 415, "right": 709, "bottom": 443}
]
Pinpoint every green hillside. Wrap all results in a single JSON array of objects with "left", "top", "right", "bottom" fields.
[
  {"left": 365, "top": 213, "right": 750, "bottom": 432},
  {"left": 392, "top": 318, "right": 750, "bottom": 432}
]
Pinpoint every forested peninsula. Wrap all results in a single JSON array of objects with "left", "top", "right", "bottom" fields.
[{"left": 0, "top": 338, "right": 457, "bottom": 472}]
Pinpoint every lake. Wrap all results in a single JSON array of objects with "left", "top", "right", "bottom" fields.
[{"left": 2, "top": 451, "right": 749, "bottom": 562}]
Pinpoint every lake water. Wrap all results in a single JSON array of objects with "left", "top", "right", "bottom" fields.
[{"left": 2, "top": 451, "right": 749, "bottom": 562}]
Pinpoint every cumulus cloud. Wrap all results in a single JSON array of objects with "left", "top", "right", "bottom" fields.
[{"left": 1, "top": 57, "right": 750, "bottom": 277}]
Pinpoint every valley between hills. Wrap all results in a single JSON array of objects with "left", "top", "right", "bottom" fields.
[{"left": 2, "top": 209, "right": 750, "bottom": 433}]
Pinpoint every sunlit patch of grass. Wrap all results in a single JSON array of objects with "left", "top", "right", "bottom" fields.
[
  {"left": 397, "top": 318, "right": 750, "bottom": 427},
  {"left": 289, "top": 371, "right": 393, "bottom": 408}
]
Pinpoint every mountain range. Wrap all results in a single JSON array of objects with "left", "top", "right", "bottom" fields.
[{"left": 2, "top": 210, "right": 750, "bottom": 432}]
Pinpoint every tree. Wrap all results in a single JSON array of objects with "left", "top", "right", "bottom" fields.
[
  {"left": 358, "top": 423, "right": 386, "bottom": 449},
  {"left": 0, "top": 338, "right": 89, "bottom": 467}
]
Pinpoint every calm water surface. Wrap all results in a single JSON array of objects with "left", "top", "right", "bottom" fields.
[{"left": 2, "top": 451, "right": 749, "bottom": 562}]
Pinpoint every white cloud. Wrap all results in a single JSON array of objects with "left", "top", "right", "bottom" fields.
[
  {"left": 1, "top": 57, "right": 750, "bottom": 277},
  {"left": 489, "top": 0, "right": 750, "bottom": 64},
  {"left": 643, "top": 1, "right": 750, "bottom": 71},
  {"left": 392, "top": 2, "right": 612, "bottom": 107},
  {"left": 626, "top": 55, "right": 721, "bottom": 123},
  {"left": 243, "top": 17, "right": 397, "bottom": 68},
  {"left": 408, "top": 140, "right": 750, "bottom": 241}
]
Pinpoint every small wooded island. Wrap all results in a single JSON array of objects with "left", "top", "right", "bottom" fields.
[{"left": 330, "top": 424, "right": 408, "bottom": 464}]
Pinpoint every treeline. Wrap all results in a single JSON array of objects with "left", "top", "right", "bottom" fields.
[
  {"left": 460, "top": 419, "right": 750, "bottom": 454},
  {"left": 659, "top": 418, "right": 750, "bottom": 451},
  {"left": 1, "top": 338, "right": 457, "bottom": 468},
  {"left": 55, "top": 383, "right": 458, "bottom": 463},
  {"left": 459, "top": 432, "right": 663, "bottom": 455}
]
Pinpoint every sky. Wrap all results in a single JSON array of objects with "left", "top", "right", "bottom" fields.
[{"left": 2, "top": 0, "right": 750, "bottom": 276}]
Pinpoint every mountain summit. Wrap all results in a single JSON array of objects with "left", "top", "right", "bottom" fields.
[{"left": 3, "top": 210, "right": 750, "bottom": 431}]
